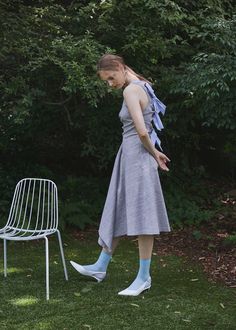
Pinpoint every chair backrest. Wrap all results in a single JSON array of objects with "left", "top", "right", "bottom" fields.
[{"left": 5, "top": 178, "right": 58, "bottom": 235}]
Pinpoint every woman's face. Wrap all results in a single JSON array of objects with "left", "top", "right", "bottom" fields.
[{"left": 99, "top": 69, "right": 126, "bottom": 89}]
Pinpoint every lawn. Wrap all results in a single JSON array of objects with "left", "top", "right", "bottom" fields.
[{"left": 0, "top": 231, "right": 236, "bottom": 330}]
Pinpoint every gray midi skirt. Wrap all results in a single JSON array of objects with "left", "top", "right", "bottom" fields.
[{"left": 98, "top": 135, "right": 171, "bottom": 252}]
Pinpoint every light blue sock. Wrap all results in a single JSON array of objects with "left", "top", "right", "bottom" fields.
[
  {"left": 126, "top": 258, "right": 151, "bottom": 290},
  {"left": 82, "top": 250, "right": 112, "bottom": 272}
]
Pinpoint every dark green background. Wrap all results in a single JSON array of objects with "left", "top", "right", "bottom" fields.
[{"left": 0, "top": 0, "right": 235, "bottom": 229}]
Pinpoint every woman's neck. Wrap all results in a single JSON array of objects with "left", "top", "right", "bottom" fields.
[{"left": 124, "top": 71, "right": 140, "bottom": 87}]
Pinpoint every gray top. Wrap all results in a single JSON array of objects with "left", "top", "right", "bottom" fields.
[{"left": 119, "top": 80, "right": 154, "bottom": 138}]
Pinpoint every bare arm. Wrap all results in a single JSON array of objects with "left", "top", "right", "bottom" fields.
[{"left": 123, "top": 84, "right": 170, "bottom": 171}]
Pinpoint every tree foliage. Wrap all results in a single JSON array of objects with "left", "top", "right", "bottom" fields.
[{"left": 0, "top": 0, "right": 235, "bottom": 176}]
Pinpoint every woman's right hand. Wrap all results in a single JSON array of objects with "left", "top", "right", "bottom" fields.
[{"left": 154, "top": 150, "right": 170, "bottom": 171}]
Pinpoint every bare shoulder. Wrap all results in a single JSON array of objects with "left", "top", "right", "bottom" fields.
[{"left": 123, "top": 83, "right": 143, "bottom": 97}]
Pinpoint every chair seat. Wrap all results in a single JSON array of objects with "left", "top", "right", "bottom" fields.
[{"left": 0, "top": 226, "right": 56, "bottom": 241}]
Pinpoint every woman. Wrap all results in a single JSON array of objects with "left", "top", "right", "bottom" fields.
[{"left": 70, "top": 54, "right": 171, "bottom": 296}]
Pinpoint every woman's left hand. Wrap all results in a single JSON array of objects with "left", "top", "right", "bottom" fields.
[{"left": 154, "top": 150, "right": 170, "bottom": 171}]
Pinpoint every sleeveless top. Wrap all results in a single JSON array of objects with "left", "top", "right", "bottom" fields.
[{"left": 119, "top": 80, "right": 166, "bottom": 151}]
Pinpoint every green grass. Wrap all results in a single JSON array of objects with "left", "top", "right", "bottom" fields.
[{"left": 0, "top": 232, "right": 236, "bottom": 330}]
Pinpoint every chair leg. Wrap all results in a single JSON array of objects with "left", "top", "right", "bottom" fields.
[
  {"left": 56, "top": 230, "right": 68, "bottom": 281},
  {"left": 45, "top": 236, "right": 49, "bottom": 300},
  {"left": 3, "top": 239, "right": 7, "bottom": 278}
]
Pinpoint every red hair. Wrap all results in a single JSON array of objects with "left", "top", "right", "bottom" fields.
[{"left": 97, "top": 54, "right": 151, "bottom": 83}]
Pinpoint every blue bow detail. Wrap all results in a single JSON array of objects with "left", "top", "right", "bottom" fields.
[{"left": 144, "top": 83, "right": 166, "bottom": 151}]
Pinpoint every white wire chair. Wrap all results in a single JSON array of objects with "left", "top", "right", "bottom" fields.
[{"left": 0, "top": 178, "right": 68, "bottom": 300}]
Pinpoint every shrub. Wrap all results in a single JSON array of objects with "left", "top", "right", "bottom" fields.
[
  {"left": 222, "top": 235, "right": 236, "bottom": 247},
  {"left": 58, "top": 176, "right": 108, "bottom": 230}
]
